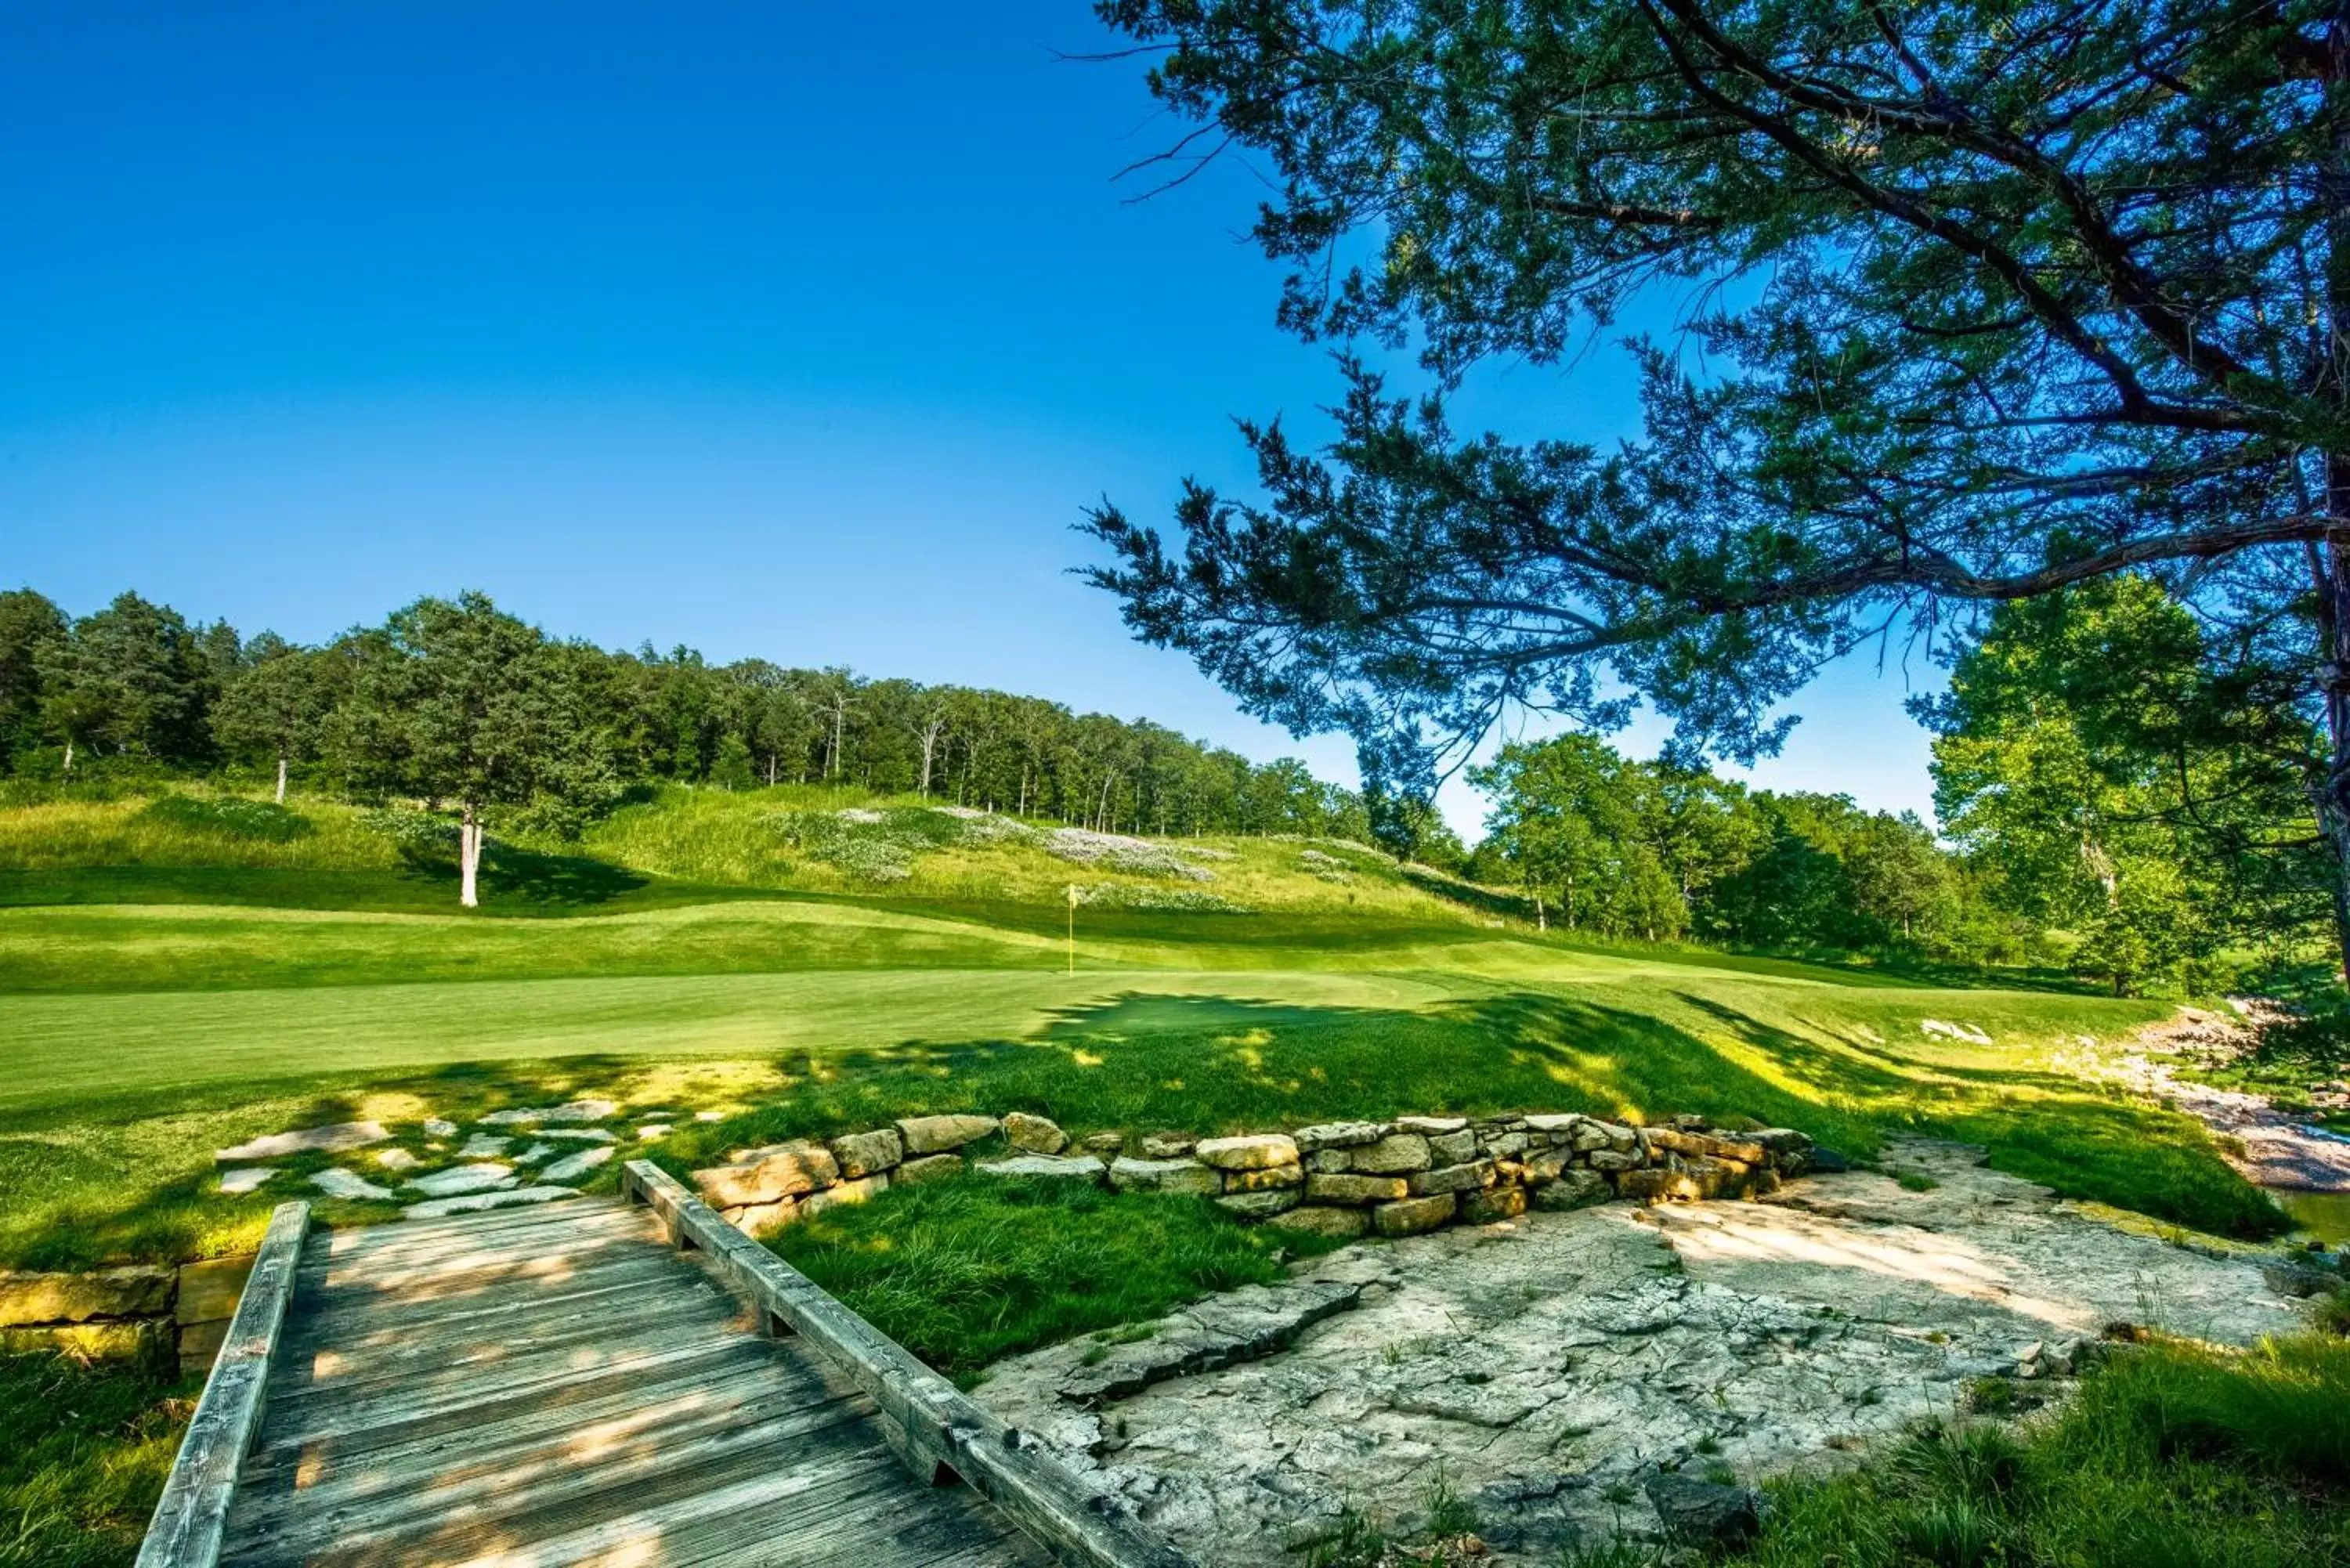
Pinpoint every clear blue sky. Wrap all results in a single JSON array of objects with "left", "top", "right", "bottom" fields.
[{"left": 0, "top": 1, "right": 1942, "bottom": 837}]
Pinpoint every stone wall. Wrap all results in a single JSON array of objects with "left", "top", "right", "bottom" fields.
[
  {"left": 0, "top": 1254, "right": 255, "bottom": 1375},
  {"left": 692, "top": 1110, "right": 1817, "bottom": 1239}
]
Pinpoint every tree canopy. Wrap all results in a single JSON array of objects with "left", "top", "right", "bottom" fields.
[{"left": 1080, "top": 0, "right": 2350, "bottom": 973}]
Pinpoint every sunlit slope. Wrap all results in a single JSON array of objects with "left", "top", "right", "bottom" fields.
[{"left": 0, "top": 785, "right": 1511, "bottom": 921}]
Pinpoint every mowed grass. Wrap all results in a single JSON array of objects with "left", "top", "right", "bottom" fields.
[{"left": 765, "top": 1172, "right": 1346, "bottom": 1377}]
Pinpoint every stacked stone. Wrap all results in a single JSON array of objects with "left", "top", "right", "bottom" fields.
[
  {"left": 696, "top": 1113, "right": 991, "bottom": 1234},
  {"left": 0, "top": 1254, "right": 261, "bottom": 1374},
  {"left": 691, "top": 1106, "right": 1817, "bottom": 1243}
]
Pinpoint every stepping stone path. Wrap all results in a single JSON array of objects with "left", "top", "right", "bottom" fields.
[
  {"left": 309, "top": 1169, "right": 396, "bottom": 1201},
  {"left": 211, "top": 1101, "right": 680, "bottom": 1224},
  {"left": 404, "top": 1162, "right": 515, "bottom": 1198},
  {"left": 217, "top": 1121, "right": 389, "bottom": 1162}
]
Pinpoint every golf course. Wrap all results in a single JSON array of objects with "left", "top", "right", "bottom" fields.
[{"left": 5, "top": 784, "right": 2265, "bottom": 1278}]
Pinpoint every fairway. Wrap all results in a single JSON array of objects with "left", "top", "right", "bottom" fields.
[{"left": 0, "top": 966, "right": 1472, "bottom": 1107}]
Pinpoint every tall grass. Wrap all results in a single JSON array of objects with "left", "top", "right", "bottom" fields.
[
  {"left": 1733, "top": 1335, "right": 2350, "bottom": 1567},
  {"left": 0, "top": 1354, "right": 190, "bottom": 1567},
  {"left": 0, "top": 793, "right": 396, "bottom": 873}
]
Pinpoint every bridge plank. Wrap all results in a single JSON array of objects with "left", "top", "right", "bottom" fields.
[{"left": 197, "top": 1194, "right": 1074, "bottom": 1566}]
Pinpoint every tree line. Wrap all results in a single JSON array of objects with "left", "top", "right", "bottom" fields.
[
  {"left": 0, "top": 587, "right": 1371, "bottom": 902},
  {"left": 2, "top": 580, "right": 2318, "bottom": 985},
  {"left": 1463, "top": 576, "right": 2329, "bottom": 992}
]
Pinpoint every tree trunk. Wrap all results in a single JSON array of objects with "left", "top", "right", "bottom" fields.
[
  {"left": 459, "top": 802, "right": 483, "bottom": 909},
  {"left": 275, "top": 752, "right": 288, "bottom": 805},
  {"left": 2316, "top": 533, "right": 2350, "bottom": 990},
  {"left": 1534, "top": 892, "right": 1546, "bottom": 932},
  {"left": 2323, "top": 13, "right": 2350, "bottom": 989},
  {"left": 61, "top": 739, "right": 72, "bottom": 776}
]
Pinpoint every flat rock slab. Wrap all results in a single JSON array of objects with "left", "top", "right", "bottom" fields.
[
  {"left": 478, "top": 1098, "right": 617, "bottom": 1126},
  {"left": 405, "top": 1162, "right": 516, "bottom": 1198},
  {"left": 217, "top": 1121, "right": 389, "bottom": 1162},
  {"left": 458, "top": 1134, "right": 512, "bottom": 1158},
  {"left": 542, "top": 1145, "right": 613, "bottom": 1183},
  {"left": 976, "top": 1154, "right": 1105, "bottom": 1181},
  {"left": 400, "top": 1184, "right": 582, "bottom": 1220},
  {"left": 309, "top": 1169, "right": 396, "bottom": 1201},
  {"left": 218, "top": 1167, "right": 278, "bottom": 1195},
  {"left": 978, "top": 1138, "right": 2308, "bottom": 1565}
]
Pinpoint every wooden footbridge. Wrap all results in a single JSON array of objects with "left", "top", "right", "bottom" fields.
[{"left": 137, "top": 1162, "right": 1188, "bottom": 1568}]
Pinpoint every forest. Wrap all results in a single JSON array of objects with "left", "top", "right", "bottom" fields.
[{"left": 0, "top": 578, "right": 2325, "bottom": 992}]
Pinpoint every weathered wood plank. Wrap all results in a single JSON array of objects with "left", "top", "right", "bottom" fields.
[
  {"left": 320, "top": 1194, "right": 637, "bottom": 1254},
  {"left": 230, "top": 1396, "right": 886, "bottom": 1566},
  {"left": 274, "top": 1279, "right": 736, "bottom": 1392},
  {"left": 134, "top": 1200, "right": 310, "bottom": 1568},
  {"left": 298, "top": 1226, "right": 663, "bottom": 1293},
  {"left": 226, "top": 1373, "right": 863, "bottom": 1542},
  {"left": 253, "top": 1335, "right": 777, "bottom": 1460},
  {"left": 280, "top": 1254, "right": 698, "bottom": 1346},
  {"left": 425, "top": 1444, "right": 919, "bottom": 1568},
  {"left": 622, "top": 1160, "right": 1191, "bottom": 1568}
]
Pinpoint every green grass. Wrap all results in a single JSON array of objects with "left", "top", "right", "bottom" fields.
[
  {"left": 764, "top": 1171, "right": 1343, "bottom": 1375},
  {"left": 0, "top": 783, "right": 2284, "bottom": 1277},
  {"left": 1727, "top": 1334, "right": 2350, "bottom": 1567},
  {"left": 0, "top": 1354, "right": 192, "bottom": 1567}
]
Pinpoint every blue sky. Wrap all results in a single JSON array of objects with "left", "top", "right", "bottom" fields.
[{"left": 0, "top": 1, "right": 1941, "bottom": 836}]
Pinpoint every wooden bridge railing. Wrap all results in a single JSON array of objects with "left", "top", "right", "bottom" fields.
[
  {"left": 621, "top": 1159, "right": 1193, "bottom": 1568},
  {"left": 134, "top": 1201, "right": 312, "bottom": 1568}
]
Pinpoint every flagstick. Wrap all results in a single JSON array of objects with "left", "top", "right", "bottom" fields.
[{"left": 1066, "top": 883, "right": 1076, "bottom": 976}]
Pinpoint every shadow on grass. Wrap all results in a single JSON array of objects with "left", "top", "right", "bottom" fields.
[
  {"left": 5, "top": 985, "right": 2282, "bottom": 1273},
  {"left": 391, "top": 840, "right": 651, "bottom": 906},
  {"left": 654, "top": 988, "right": 2277, "bottom": 1240},
  {"left": 0, "top": 862, "right": 779, "bottom": 919}
]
